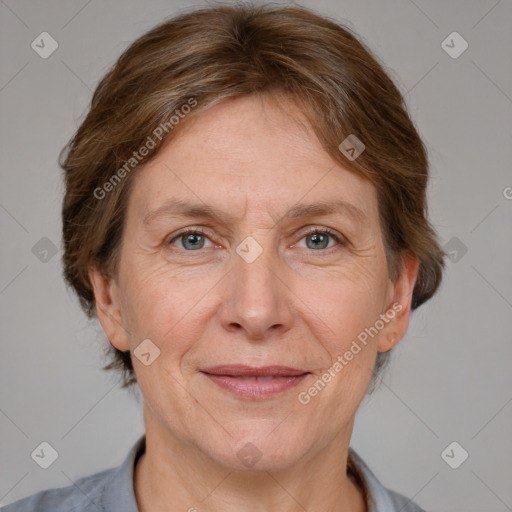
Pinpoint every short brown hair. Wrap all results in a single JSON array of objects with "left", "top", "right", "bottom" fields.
[{"left": 60, "top": 3, "right": 445, "bottom": 388}]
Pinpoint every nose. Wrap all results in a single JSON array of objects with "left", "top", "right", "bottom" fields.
[{"left": 218, "top": 240, "right": 295, "bottom": 341}]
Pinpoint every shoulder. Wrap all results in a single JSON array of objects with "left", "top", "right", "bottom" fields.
[
  {"left": 348, "top": 447, "right": 427, "bottom": 512},
  {"left": 384, "top": 488, "right": 426, "bottom": 512},
  {"left": 1, "top": 467, "right": 115, "bottom": 512},
  {"left": 2, "top": 435, "right": 145, "bottom": 512}
]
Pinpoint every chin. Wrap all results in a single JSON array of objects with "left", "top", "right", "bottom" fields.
[{"left": 202, "top": 422, "right": 311, "bottom": 472}]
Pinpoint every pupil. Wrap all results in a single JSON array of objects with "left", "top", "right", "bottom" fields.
[
  {"left": 309, "top": 233, "right": 327, "bottom": 249},
  {"left": 185, "top": 233, "right": 203, "bottom": 249}
]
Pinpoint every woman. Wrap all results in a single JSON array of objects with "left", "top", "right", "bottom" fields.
[{"left": 3, "top": 3, "right": 445, "bottom": 511}]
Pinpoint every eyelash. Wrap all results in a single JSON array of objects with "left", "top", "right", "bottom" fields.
[{"left": 168, "top": 226, "right": 346, "bottom": 253}]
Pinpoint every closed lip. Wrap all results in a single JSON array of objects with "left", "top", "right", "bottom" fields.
[{"left": 200, "top": 365, "right": 309, "bottom": 377}]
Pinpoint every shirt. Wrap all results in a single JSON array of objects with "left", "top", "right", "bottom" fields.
[{"left": 1, "top": 435, "right": 426, "bottom": 511}]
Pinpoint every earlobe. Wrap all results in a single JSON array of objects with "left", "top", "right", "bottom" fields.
[
  {"left": 88, "top": 264, "right": 130, "bottom": 352},
  {"left": 377, "top": 251, "right": 420, "bottom": 353}
]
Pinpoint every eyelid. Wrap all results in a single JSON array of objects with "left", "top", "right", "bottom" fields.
[{"left": 300, "top": 225, "right": 341, "bottom": 238}]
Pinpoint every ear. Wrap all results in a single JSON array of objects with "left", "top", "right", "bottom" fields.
[
  {"left": 377, "top": 250, "right": 420, "bottom": 353},
  {"left": 88, "top": 263, "right": 130, "bottom": 352}
]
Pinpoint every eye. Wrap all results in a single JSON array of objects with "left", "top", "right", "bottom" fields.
[
  {"left": 297, "top": 227, "right": 344, "bottom": 251},
  {"left": 169, "top": 228, "right": 215, "bottom": 251},
  {"left": 167, "top": 227, "right": 345, "bottom": 253}
]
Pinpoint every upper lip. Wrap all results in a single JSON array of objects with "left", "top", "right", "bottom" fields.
[{"left": 200, "top": 365, "right": 309, "bottom": 377}]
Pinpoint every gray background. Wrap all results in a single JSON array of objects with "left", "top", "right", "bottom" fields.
[{"left": 1, "top": 0, "right": 511, "bottom": 510}]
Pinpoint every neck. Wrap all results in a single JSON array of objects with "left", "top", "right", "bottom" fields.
[{"left": 134, "top": 408, "right": 367, "bottom": 512}]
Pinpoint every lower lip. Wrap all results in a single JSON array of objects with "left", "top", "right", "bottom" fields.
[{"left": 202, "top": 373, "right": 309, "bottom": 399}]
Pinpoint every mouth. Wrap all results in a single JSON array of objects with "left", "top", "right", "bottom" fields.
[{"left": 200, "top": 365, "right": 310, "bottom": 400}]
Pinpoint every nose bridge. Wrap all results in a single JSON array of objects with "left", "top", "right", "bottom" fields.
[
  {"left": 221, "top": 233, "right": 292, "bottom": 338},
  {"left": 237, "top": 236, "right": 277, "bottom": 300}
]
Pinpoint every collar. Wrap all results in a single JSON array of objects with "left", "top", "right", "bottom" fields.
[
  {"left": 348, "top": 447, "right": 404, "bottom": 512},
  {"left": 100, "top": 435, "right": 145, "bottom": 512}
]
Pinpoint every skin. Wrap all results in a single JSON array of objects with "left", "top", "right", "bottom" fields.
[{"left": 90, "top": 94, "right": 419, "bottom": 512}]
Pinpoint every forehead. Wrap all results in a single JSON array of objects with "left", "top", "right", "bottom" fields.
[{"left": 128, "top": 95, "right": 378, "bottom": 226}]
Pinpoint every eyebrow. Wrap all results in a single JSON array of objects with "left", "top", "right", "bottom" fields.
[{"left": 142, "top": 198, "right": 368, "bottom": 227}]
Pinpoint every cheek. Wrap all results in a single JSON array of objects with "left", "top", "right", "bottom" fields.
[
  {"left": 290, "top": 265, "right": 388, "bottom": 394},
  {"left": 119, "top": 257, "right": 217, "bottom": 352},
  {"left": 295, "top": 262, "right": 386, "bottom": 338},
  {"left": 295, "top": 269, "right": 384, "bottom": 407}
]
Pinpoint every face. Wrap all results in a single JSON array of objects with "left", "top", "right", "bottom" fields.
[{"left": 91, "top": 94, "right": 418, "bottom": 472}]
